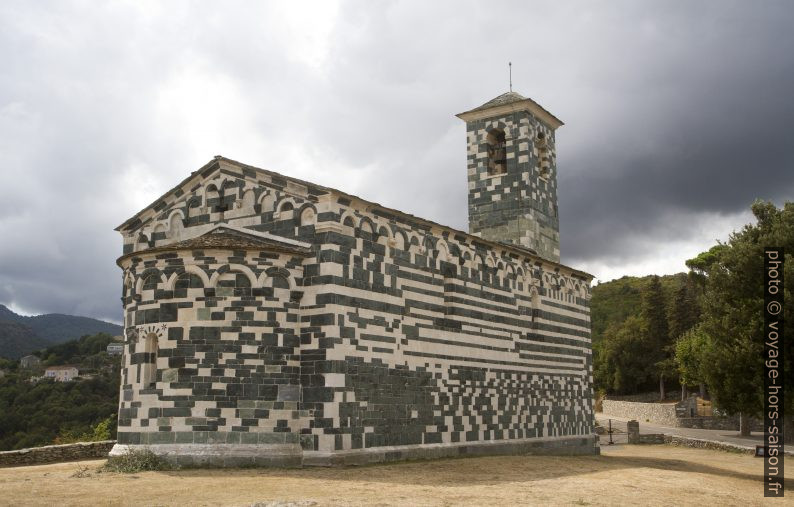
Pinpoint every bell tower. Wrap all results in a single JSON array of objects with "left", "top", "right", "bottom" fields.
[{"left": 456, "top": 92, "right": 563, "bottom": 262}]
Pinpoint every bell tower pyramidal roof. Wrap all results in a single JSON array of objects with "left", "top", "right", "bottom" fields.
[
  {"left": 457, "top": 91, "right": 563, "bottom": 129},
  {"left": 456, "top": 90, "right": 563, "bottom": 262}
]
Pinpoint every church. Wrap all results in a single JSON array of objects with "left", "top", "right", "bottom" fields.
[{"left": 110, "top": 91, "right": 598, "bottom": 466}]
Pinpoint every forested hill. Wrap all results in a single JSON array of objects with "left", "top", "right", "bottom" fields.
[
  {"left": 0, "top": 333, "right": 120, "bottom": 451},
  {"left": 0, "top": 305, "right": 122, "bottom": 359},
  {"left": 590, "top": 274, "right": 686, "bottom": 345}
]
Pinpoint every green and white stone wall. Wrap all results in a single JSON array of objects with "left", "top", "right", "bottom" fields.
[
  {"left": 465, "top": 109, "right": 561, "bottom": 262},
  {"left": 111, "top": 155, "right": 596, "bottom": 466}
]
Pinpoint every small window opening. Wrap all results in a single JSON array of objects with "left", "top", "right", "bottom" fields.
[{"left": 486, "top": 129, "right": 507, "bottom": 175}]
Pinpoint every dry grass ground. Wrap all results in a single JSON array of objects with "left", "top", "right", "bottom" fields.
[{"left": 0, "top": 445, "right": 791, "bottom": 506}]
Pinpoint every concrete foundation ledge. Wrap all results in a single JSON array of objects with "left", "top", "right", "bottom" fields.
[
  {"left": 303, "top": 434, "right": 600, "bottom": 467},
  {"left": 109, "top": 435, "right": 599, "bottom": 468},
  {"left": 109, "top": 443, "right": 303, "bottom": 468}
]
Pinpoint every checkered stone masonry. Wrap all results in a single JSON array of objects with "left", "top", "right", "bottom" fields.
[
  {"left": 111, "top": 95, "right": 596, "bottom": 466},
  {"left": 463, "top": 102, "right": 561, "bottom": 262}
]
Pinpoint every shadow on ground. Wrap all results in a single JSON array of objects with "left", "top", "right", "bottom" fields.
[{"left": 155, "top": 447, "right": 793, "bottom": 490}]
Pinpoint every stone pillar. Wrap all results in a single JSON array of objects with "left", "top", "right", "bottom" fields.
[{"left": 627, "top": 420, "right": 640, "bottom": 444}]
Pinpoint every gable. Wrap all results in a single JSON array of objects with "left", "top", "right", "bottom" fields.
[{"left": 117, "top": 157, "right": 330, "bottom": 255}]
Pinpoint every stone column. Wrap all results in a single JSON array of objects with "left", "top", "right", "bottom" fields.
[{"left": 627, "top": 420, "right": 640, "bottom": 444}]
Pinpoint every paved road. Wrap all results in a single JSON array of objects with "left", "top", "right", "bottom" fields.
[{"left": 596, "top": 414, "right": 794, "bottom": 453}]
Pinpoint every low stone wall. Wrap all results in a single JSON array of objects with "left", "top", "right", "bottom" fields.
[
  {"left": 0, "top": 441, "right": 115, "bottom": 467},
  {"left": 678, "top": 416, "right": 763, "bottom": 432},
  {"left": 606, "top": 391, "right": 683, "bottom": 403},
  {"left": 664, "top": 435, "right": 794, "bottom": 456},
  {"left": 601, "top": 400, "right": 680, "bottom": 427}
]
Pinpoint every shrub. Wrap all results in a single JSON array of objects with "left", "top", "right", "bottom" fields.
[{"left": 103, "top": 448, "right": 174, "bottom": 473}]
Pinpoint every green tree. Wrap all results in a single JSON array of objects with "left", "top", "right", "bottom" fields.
[
  {"left": 641, "top": 275, "right": 671, "bottom": 400},
  {"left": 668, "top": 277, "right": 701, "bottom": 343},
  {"left": 594, "top": 316, "right": 656, "bottom": 394},
  {"left": 674, "top": 324, "right": 710, "bottom": 398},
  {"left": 687, "top": 200, "right": 793, "bottom": 438},
  {"left": 668, "top": 277, "right": 703, "bottom": 399}
]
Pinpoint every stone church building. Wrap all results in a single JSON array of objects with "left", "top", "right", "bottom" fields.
[{"left": 110, "top": 92, "right": 598, "bottom": 466}]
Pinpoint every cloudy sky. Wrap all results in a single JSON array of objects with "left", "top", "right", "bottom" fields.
[{"left": 1, "top": 1, "right": 792, "bottom": 323}]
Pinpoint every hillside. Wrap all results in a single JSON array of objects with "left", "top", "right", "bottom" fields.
[
  {"left": 590, "top": 273, "right": 686, "bottom": 345},
  {"left": 0, "top": 305, "right": 122, "bottom": 359},
  {"left": 0, "top": 333, "right": 120, "bottom": 450}
]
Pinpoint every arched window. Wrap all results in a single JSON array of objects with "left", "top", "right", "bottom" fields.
[
  {"left": 536, "top": 131, "right": 550, "bottom": 180},
  {"left": 140, "top": 333, "right": 158, "bottom": 388},
  {"left": 486, "top": 128, "right": 507, "bottom": 175}
]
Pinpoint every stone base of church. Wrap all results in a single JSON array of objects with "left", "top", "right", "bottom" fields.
[
  {"left": 108, "top": 443, "right": 304, "bottom": 468},
  {"left": 109, "top": 434, "right": 599, "bottom": 468}
]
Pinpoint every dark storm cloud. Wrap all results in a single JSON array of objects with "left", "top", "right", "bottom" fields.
[
  {"left": 0, "top": 0, "right": 792, "bottom": 321},
  {"left": 556, "top": 2, "right": 794, "bottom": 263}
]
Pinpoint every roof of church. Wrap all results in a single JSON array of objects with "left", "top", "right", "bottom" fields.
[
  {"left": 456, "top": 91, "right": 563, "bottom": 128},
  {"left": 118, "top": 224, "right": 312, "bottom": 263},
  {"left": 116, "top": 156, "right": 593, "bottom": 280}
]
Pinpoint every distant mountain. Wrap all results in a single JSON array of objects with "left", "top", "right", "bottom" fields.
[
  {"left": 0, "top": 304, "right": 122, "bottom": 359},
  {"left": 0, "top": 321, "right": 49, "bottom": 360}
]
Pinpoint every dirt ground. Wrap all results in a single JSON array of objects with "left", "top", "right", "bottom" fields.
[{"left": 0, "top": 445, "right": 791, "bottom": 506}]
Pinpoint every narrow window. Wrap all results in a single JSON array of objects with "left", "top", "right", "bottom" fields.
[
  {"left": 486, "top": 129, "right": 507, "bottom": 175},
  {"left": 140, "top": 333, "right": 158, "bottom": 388}
]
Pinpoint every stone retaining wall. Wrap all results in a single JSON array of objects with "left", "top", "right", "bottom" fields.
[
  {"left": 677, "top": 416, "right": 763, "bottom": 432},
  {"left": 601, "top": 400, "right": 679, "bottom": 427},
  {"left": 0, "top": 441, "right": 115, "bottom": 467}
]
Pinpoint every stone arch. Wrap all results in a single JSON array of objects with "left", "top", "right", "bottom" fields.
[
  {"left": 258, "top": 191, "right": 277, "bottom": 213},
  {"left": 209, "top": 264, "right": 259, "bottom": 288},
  {"left": 167, "top": 210, "right": 185, "bottom": 239},
  {"left": 298, "top": 204, "right": 317, "bottom": 227},
  {"left": 516, "top": 266, "right": 527, "bottom": 291},
  {"left": 259, "top": 267, "right": 293, "bottom": 290},
  {"left": 186, "top": 196, "right": 202, "bottom": 217},
  {"left": 358, "top": 217, "right": 375, "bottom": 235},
  {"left": 276, "top": 198, "right": 296, "bottom": 217},
  {"left": 340, "top": 210, "right": 356, "bottom": 228},
  {"left": 393, "top": 230, "right": 408, "bottom": 250},
  {"left": 376, "top": 225, "right": 391, "bottom": 245},
  {"left": 135, "top": 269, "right": 166, "bottom": 295},
  {"left": 204, "top": 183, "right": 220, "bottom": 205},
  {"left": 165, "top": 265, "right": 210, "bottom": 291},
  {"left": 241, "top": 189, "right": 256, "bottom": 209}
]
